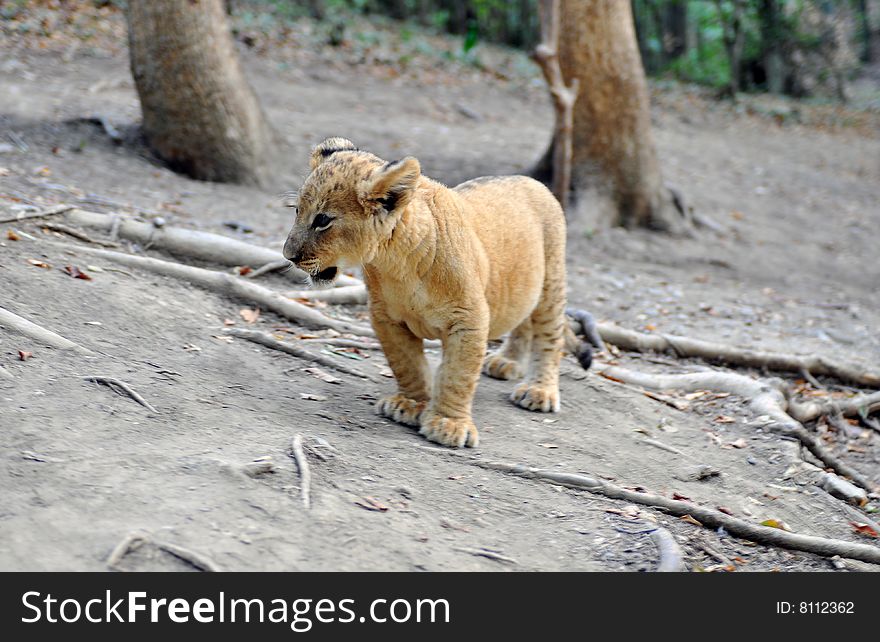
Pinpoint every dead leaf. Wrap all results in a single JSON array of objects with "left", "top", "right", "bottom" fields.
[
  {"left": 680, "top": 514, "right": 703, "bottom": 527},
  {"left": 760, "top": 519, "right": 792, "bottom": 532},
  {"left": 714, "top": 415, "right": 736, "bottom": 424},
  {"left": 235, "top": 266, "right": 253, "bottom": 276},
  {"left": 850, "top": 522, "right": 879, "bottom": 538},
  {"left": 355, "top": 496, "right": 389, "bottom": 512},
  {"left": 717, "top": 506, "right": 734, "bottom": 516},
  {"left": 223, "top": 318, "right": 236, "bottom": 326},
  {"left": 672, "top": 492, "right": 691, "bottom": 501},
  {"left": 303, "top": 367, "right": 342, "bottom": 384},
  {"left": 27, "top": 259, "right": 51, "bottom": 269},
  {"left": 726, "top": 438, "right": 748, "bottom": 449},
  {"left": 239, "top": 307, "right": 260, "bottom": 324},
  {"left": 63, "top": 265, "right": 92, "bottom": 280},
  {"left": 18, "top": 350, "right": 33, "bottom": 361},
  {"left": 6, "top": 229, "right": 20, "bottom": 241},
  {"left": 300, "top": 393, "right": 327, "bottom": 402}
]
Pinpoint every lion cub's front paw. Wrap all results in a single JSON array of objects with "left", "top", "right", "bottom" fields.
[
  {"left": 419, "top": 413, "right": 479, "bottom": 448},
  {"left": 483, "top": 353, "right": 525, "bottom": 381},
  {"left": 376, "top": 394, "right": 427, "bottom": 427},
  {"left": 511, "top": 383, "right": 560, "bottom": 413}
]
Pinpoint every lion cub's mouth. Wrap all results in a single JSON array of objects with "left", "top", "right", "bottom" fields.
[{"left": 311, "top": 266, "right": 338, "bottom": 287}]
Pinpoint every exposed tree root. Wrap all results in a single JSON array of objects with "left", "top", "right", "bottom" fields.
[
  {"left": 226, "top": 328, "right": 378, "bottom": 382},
  {"left": 789, "top": 390, "right": 880, "bottom": 424},
  {"left": 0, "top": 306, "right": 94, "bottom": 354},
  {"left": 246, "top": 259, "right": 294, "bottom": 279},
  {"left": 299, "top": 337, "right": 382, "bottom": 350},
  {"left": 290, "top": 434, "right": 311, "bottom": 510},
  {"left": 418, "top": 446, "right": 880, "bottom": 566},
  {"left": 593, "top": 322, "right": 880, "bottom": 388},
  {"left": 599, "top": 365, "right": 877, "bottom": 493},
  {"left": 84, "top": 376, "right": 158, "bottom": 413},
  {"left": 61, "top": 208, "right": 361, "bottom": 287},
  {"left": 286, "top": 284, "right": 368, "bottom": 305},
  {"left": 56, "top": 245, "right": 374, "bottom": 337},
  {"left": 651, "top": 527, "right": 686, "bottom": 572}
]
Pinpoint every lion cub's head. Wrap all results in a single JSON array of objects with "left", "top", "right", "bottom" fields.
[{"left": 282, "top": 137, "right": 421, "bottom": 286}]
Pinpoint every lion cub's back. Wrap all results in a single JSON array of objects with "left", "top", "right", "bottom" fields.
[{"left": 453, "top": 175, "right": 564, "bottom": 245}]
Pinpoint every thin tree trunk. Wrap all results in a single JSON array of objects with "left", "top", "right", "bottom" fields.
[
  {"left": 127, "top": 0, "right": 274, "bottom": 186},
  {"left": 534, "top": 0, "right": 686, "bottom": 233},
  {"left": 664, "top": 0, "right": 688, "bottom": 61},
  {"left": 716, "top": 0, "right": 747, "bottom": 98}
]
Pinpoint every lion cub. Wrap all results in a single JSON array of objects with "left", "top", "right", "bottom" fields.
[{"left": 283, "top": 138, "right": 570, "bottom": 447}]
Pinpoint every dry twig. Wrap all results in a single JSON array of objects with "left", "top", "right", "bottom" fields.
[
  {"left": 290, "top": 434, "right": 311, "bottom": 509},
  {"left": 84, "top": 376, "right": 158, "bottom": 413},
  {"left": 0, "top": 204, "right": 73, "bottom": 225}
]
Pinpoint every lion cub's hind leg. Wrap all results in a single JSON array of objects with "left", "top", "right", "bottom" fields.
[
  {"left": 483, "top": 317, "right": 532, "bottom": 381},
  {"left": 510, "top": 262, "right": 565, "bottom": 414}
]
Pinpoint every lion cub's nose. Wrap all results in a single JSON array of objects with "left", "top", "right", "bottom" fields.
[{"left": 282, "top": 238, "right": 302, "bottom": 264}]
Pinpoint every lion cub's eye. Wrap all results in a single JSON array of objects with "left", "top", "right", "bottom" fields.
[{"left": 311, "top": 212, "right": 334, "bottom": 231}]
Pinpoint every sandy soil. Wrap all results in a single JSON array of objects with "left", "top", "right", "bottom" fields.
[{"left": 1, "top": 13, "right": 879, "bottom": 572}]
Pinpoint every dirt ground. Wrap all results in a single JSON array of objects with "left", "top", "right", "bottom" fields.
[{"left": 1, "top": 10, "right": 879, "bottom": 572}]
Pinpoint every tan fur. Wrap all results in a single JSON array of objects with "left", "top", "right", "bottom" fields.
[{"left": 283, "top": 138, "right": 569, "bottom": 447}]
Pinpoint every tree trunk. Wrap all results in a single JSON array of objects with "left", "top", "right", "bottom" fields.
[
  {"left": 663, "top": 0, "right": 688, "bottom": 61},
  {"left": 127, "top": 0, "right": 274, "bottom": 186},
  {"left": 759, "top": 0, "right": 785, "bottom": 93},
  {"left": 534, "top": 0, "right": 686, "bottom": 233}
]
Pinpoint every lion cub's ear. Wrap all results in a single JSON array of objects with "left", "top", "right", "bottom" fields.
[
  {"left": 309, "top": 137, "right": 358, "bottom": 170},
  {"left": 359, "top": 157, "right": 421, "bottom": 214}
]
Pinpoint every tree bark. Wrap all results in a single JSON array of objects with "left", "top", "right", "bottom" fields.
[
  {"left": 534, "top": 0, "right": 686, "bottom": 233},
  {"left": 127, "top": 0, "right": 274, "bottom": 186}
]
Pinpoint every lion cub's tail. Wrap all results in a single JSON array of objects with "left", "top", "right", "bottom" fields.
[{"left": 563, "top": 308, "right": 605, "bottom": 371}]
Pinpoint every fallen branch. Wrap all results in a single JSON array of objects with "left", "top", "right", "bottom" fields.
[
  {"left": 61, "top": 208, "right": 361, "bottom": 287},
  {"left": 226, "top": 328, "right": 378, "bottom": 381},
  {"left": 84, "top": 376, "right": 157, "bottom": 413},
  {"left": 600, "top": 365, "right": 877, "bottom": 493},
  {"left": 418, "top": 447, "right": 880, "bottom": 566},
  {"left": 0, "top": 204, "right": 73, "bottom": 225},
  {"left": 286, "top": 284, "right": 368, "bottom": 306},
  {"left": 41, "top": 222, "right": 120, "bottom": 247},
  {"left": 593, "top": 322, "right": 880, "bottom": 388},
  {"left": 651, "top": 527, "right": 686, "bottom": 572},
  {"left": 290, "top": 434, "right": 311, "bottom": 509},
  {"left": 54, "top": 245, "right": 374, "bottom": 336},
  {"left": 0, "top": 306, "right": 94, "bottom": 354}
]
